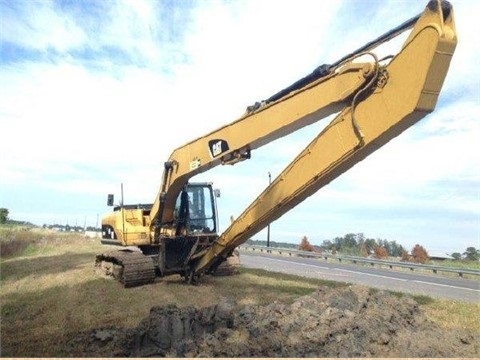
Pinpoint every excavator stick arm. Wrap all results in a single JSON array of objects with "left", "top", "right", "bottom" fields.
[{"left": 193, "top": 0, "right": 457, "bottom": 275}]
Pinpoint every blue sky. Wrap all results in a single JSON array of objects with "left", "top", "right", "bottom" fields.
[{"left": 1, "top": 0, "right": 479, "bottom": 256}]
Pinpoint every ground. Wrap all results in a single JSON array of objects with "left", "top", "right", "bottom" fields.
[
  {"left": 66, "top": 285, "right": 478, "bottom": 358},
  {"left": 1, "top": 229, "right": 478, "bottom": 358}
]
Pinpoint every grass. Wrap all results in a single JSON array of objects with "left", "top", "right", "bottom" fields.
[
  {"left": 430, "top": 259, "right": 480, "bottom": 270},
  {"left": 1, "top": 227, "right": 478, "bottom": 356},
  {"left": 0, "top": 227, "right": 335, "bottom": 357},
  {"left": 386, "top": 291, "right": 480, "bottom": 330},
  {"left": 423, "top": 298, "right": 480, "bottom": 331}
]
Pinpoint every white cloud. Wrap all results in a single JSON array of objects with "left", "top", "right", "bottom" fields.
[
  {"left": 1, "top": 1, "right": 86, "bottom": 52},
  {"left": 342, "top": 99, "right": 480, "bottom": 189},
  {"left": 0, "top": 0, "right": 478, "bottom": 254}
]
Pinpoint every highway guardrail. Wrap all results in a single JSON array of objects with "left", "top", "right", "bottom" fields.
[{"left": 238, "top": 245, "right": 480, "bottom": 278}]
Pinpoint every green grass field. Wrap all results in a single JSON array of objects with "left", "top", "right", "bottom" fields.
[{"left": 1, "top": 227, "right": 478, "bottom": 357}]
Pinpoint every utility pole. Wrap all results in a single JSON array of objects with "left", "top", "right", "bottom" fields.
[{"left": 267, "top": 172, "right": 271, "bottom": 247}]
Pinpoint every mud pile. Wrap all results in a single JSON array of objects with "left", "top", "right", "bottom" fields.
[{"left": 67, "top": 285, "right": 478, "bottom": 357}]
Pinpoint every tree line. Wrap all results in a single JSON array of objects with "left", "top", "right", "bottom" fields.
[
  {"left": 0, "top": 208, "right": 100, "bottom": 232},
  {"left": 0, "top": 208, "right": 35, "bottom": 227},
  {"left": 42, "top": 224, "right": 100, "bottom": 232},
  {"left": 319, "top": 233, "right": 406, "bottom": 257},
  {"left": 298, "top": 232, "right": 479, "bottom": 262},
  {"left": 248, "top": 232, "right": 479, "bottom": 262},
  {"left": 2, "top": 207, "right": 478, "bottom": 261}
]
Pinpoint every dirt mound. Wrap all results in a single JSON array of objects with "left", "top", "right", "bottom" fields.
[{"left": 66, "top": 285, "right": 479, "bottom": 357}]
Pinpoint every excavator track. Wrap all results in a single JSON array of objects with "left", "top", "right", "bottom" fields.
[{"left": 95, "top": 250, "right": 156, "bottom": 288}]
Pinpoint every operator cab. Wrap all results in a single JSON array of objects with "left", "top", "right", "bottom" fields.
[{"left": 174, "top": 182, "right": 219, "bottom": 235}]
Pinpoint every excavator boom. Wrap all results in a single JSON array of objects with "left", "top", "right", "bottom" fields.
[{"left": 193, "top": 0, "right": 457, "bottom": 275}]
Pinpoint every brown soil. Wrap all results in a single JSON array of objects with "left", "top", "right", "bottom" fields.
[{"left": 66, "top": 285, "right": 479, "bottom": 357}]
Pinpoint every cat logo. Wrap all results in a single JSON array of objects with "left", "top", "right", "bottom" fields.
[{"left": 208, "top": 139, "right": 229, "bottom": 158}]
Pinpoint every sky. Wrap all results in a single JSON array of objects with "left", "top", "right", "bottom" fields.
[{"left": 1, "top": 0, "right": 479, "bottom": 256}]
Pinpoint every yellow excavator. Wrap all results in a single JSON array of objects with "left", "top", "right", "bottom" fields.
[{"left": 97, "top": 0, "right": 457, "bottom": 286}]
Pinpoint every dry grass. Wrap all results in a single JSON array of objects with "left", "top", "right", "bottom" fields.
[
  {"left": 423, "top": 298, "right": 480, "bottom": 331},
  {"left": 1, "top": 227, "right": 478, "bottom": 357},
  {"left": 0, "top": 228, "right": 334, "bottom": 357}
]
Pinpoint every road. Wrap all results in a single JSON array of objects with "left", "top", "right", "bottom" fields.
[{"left": 239, "top": 251, "right": 480, "bottom": 303}]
